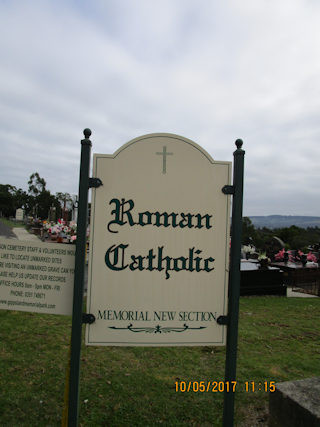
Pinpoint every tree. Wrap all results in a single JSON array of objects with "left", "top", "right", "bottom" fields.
[
  {"left": 0, "top": 185, "right": 28, "bottom": 217},
  {"left": 27, "top": 172, "right": 61, "bottom": 219},
  {"left": 241, "top": 217, "right": 257, "bottom": 246},
  {"left": 55, "top": 192, "right": 73, "bottom": 221},
  {"left": 0, "top": 184, "right": 16, "bottom": 217},
  {"left": 14, "top": 188, "right": 28, "bottom": 210},
  {"left": 28, "top": 172, "right": 46, "bottom": 197}
]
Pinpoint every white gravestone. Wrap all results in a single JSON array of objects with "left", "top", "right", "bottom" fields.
[{"left": 15, "top": 208, "right": 24, "bottom": 221}]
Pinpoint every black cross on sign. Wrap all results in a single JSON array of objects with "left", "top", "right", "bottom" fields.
[{"left": 156, "top": 146, "right": 173, "bottom": 174}]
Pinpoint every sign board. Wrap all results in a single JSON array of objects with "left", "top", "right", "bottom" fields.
[
  {"left": 86, "top": 134, "right": 231, "bottom": 346},
  {"left": 0, "top": 239, "right": 75, "bottom": 315}
]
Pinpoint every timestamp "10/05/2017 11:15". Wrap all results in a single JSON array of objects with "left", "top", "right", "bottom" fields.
[{"left": 174, "top": 381, "right": 276, "bottom": 393}]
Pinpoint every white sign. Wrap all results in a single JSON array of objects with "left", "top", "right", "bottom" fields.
[
  {"left": 0, "top": 239, "right": 75, "bottom": 315},
  {"left": 15, "top": 208, "right": 24, "bottom": 221},
  {"left": 86, "top": 134, "right": 231, "bottom": 346}
]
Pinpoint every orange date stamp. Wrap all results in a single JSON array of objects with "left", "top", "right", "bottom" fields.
[{"left": 175, "top": 381, "right": 276, "bottom": 393}]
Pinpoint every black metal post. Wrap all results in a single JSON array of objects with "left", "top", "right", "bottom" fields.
[
  {"left": 223, "top": 139, "right": 245, "bottom": 427},
  {"left": 68, "top": 129, "right": 92, "bottom": 426}
]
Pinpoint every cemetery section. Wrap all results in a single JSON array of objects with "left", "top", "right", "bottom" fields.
[{"left": 0, "top": 239, "right": 75, "bottom": 315}]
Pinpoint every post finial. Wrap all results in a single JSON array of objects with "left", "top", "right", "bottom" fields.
[
  {"left": 235, "top": 139, "right": 243, "bottom": 149},
  {"left": 83, "top": 128, "right": 92, "bottom": 139}
]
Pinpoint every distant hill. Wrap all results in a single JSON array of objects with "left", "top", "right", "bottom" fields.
[{"left": 249, "top": 215, "right": 320, "bottom": 229}]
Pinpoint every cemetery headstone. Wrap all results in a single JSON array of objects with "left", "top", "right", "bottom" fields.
[
  {"left": 48, "top": 205, "right": 57, "bottom": 222},
  {"left": 15, "top": 208, "right": 24, "bottom": 222},
  {"left": 269, "top": 377, "right": 320, "bottom": 426}
]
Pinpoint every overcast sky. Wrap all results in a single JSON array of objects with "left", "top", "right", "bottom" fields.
[{"left": 1, "top": 0, "right": 319, "bottom": 216}]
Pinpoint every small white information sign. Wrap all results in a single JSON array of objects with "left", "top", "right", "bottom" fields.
[
  {"left": 86, "top": 134, "right": 231, "bottom": 346},
  {"left": 0, "top": 239, "right": 75, "bottom": 315}
]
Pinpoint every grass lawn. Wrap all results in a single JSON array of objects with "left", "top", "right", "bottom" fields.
[
  {"left": 0, "top": 217, "right": 26, "bottom": 229},
  {"left": 0, "top": 296, "right": 319, "bottom": 426}
]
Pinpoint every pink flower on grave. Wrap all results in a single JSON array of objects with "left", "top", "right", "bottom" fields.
[
  {"left": 274, "top": 248, "right": 285, "bottom": 261},
  {"left": 307, "top": 252, "right": 317, "bottom": 263},
  {"left": 288, "top": 252, "right": 295, "bottom": 263},
  {"left": 71, "top": 235, "right": 77, "bottom": 242},
  {"left": 69, "top": 221, "right": 77, "bottom": 231},
  {"left": 51, "top": 225, "right": 61, "bottom": 234}
]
